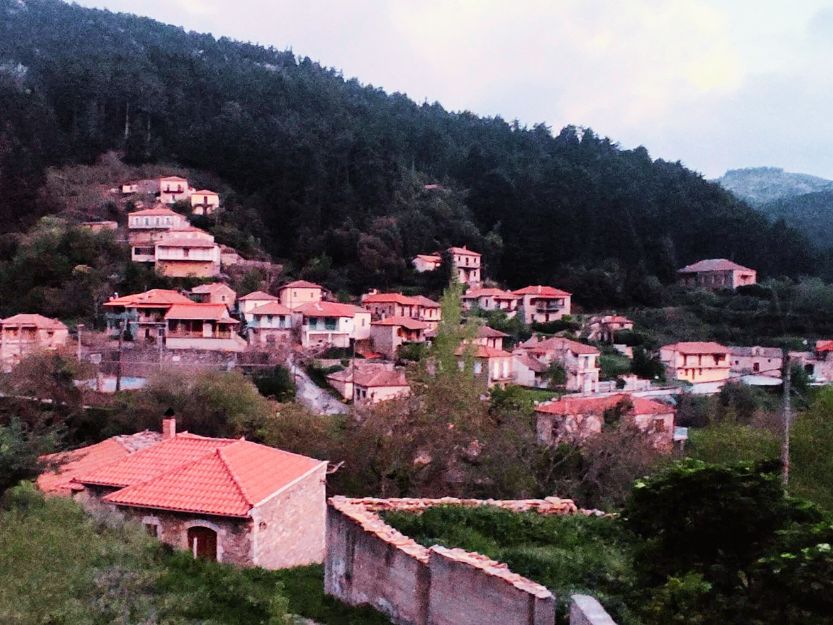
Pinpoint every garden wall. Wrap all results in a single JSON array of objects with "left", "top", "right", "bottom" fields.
[{"left": 325, "top": 496, "right": 608, "bottom": 625}]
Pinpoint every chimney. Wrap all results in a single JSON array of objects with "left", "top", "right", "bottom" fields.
[{"left": 162, "top": 408, "right": 176, "bottom": 440}]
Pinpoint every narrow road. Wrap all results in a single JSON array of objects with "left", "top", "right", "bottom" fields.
[{"left": 289, "top": 359, "right": 348, "bottom": 415}]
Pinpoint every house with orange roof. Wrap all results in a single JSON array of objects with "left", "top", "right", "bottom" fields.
[
  {"left": 370, "top": 316, "right": 429, "bottom": 358},
  {"left": 190, "top": 283, "right": 237, "bottom": 308},
  {"left": 127, "top": 206, "right": 189, "bottom": 247},
  {"left": 104, "top": 289, "right": 193, "bottom": 343},
  {"left": 238, "top": 290, "right": 279, "bottom": 315},
  {"left": 153, "top": 234, "right": 221, "bottom": 278},
  {"left": 660, "top": 341, "right": 731, "bottom": 386},
  {"left": 164, "top": 303, "right": 245, "bottom": 351},
  {"left": 678, "top": 258, "right": 757, "bottom": 290},
  {"left": 515, "top": 336, "right": 599, "bottom": 393},
  {"left": 411, "top": 295, "right": 442, "bottom": 329},
  {"left": 535, "top": 394, "right": 675, "bottom": 450},
  {"left": 278, "top": 280, "right": 324, "bottom": 309},
  {"left": 448, "top": 246, "right": 481, "bottom": 285},
  {"left": 462, "top": 287, "right": 518, "bottom": 317},
  {"left": 243, "top": 302, "right": 294, "bottom": 347},
  {"left": 326, "top": 362, "right": 411, "bottom": 403},
  {"left": 159, "top": 176, "right": 190, "bottom": 204},
  {"left": 66, "top": 415, "right": 328, "bottom": 568},
  {"left": 296, "top": 301, "right": 371, "bottom": 349},
  {"left": 456, "top": 343, "right": 514, "bottom": 388},
  {"left": 362, "top": 292, "right": 418, "bottom": 320},
  {"left": 0, "top": 314, "right": 69, "bottom": 371},
  {"left": 512, "top": 285, "right": 572, "bottom": 325},
  {"left": 190, "top": 189, "right": 220, "bottom": 216},
  {"left": 585, "top": 315, "right": 634, "bottom": 343},
  {"left": 472, "top": 325, "right": 509, "bottom": 351}
]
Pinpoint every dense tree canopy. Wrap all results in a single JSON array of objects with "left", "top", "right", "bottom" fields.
[{"left": 0, "top": 0, "right": 820, "bottom": 303}]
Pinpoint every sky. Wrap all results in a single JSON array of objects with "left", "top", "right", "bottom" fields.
[{"left": 74, "top": 0, "right": 833, "bottom": 179}]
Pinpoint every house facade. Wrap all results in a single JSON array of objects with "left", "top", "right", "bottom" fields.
[
  {"left": 535, "top": 394, "right": 675, "bottom": 450},
  {"left": 104, "top": 289, "right": 194, "bottom": 343},
  {"left": 190, "top": 190, "right": 220, "bottom": 216},
  {"left": 163, "top": 303, "right": 245, "bottom": 351},
  {"left": 462, "top": 287, "right": 518, "bottom": 317},
  {"left": 239, "top": 291, "right": 279, "bottom": 315},
  {"left": 660, "top": 341, "right": 731, "bottom": 385},
  {"left": 154, "top": 237, "right": 221, "bottom": 278},
  {"left": 678, "top": 259, "right": 757, "bottom": 290},
  {"left": 190, "top": 283, "right": 237, "bottom": 308},
  {"left": 411, "top": 295, "right": 442, "bottom": 329},
  {"left": 159, "top": 176, "right": 190, "bottom": 204},
  {"left": 362, "top": 292, "right": 418, "bottom": 320},
  {"left": 278, "top": 281, "right": 324, "bottom": 309},
  {"left": 512, "top": 286, "right": 572, "bottom": 325},
  {"left": 65, "top": 417, "right": 328, "bottom": 569},
  {"left": 369, "top": 316, "right": 429, "bottom": 359},
  {"left": 585, "top": 315, "right": 634, "bottom": 343},
  {"left": 296, "top": 301, "right": 371, "bottom": 349},
  {"left": 448, "top": 246, "right": 481, "bottom": 285},
  {"left": 127, "top": 207, "right": 189, "bottom": 246},
  {"left": 516, "top": 336, "right": 599, "bottom": 393},
  {"left": 0, "top": 314, "right": 69, "bottom": 371},
  {"left": 457, "top": 343, "right": 514, "bottom": 388},
  {"left": 729, "top": 346, "right": 783, "bottom": 378},
  {"left": 244, "top": 302, "right": 294, "bottom": 347},
  {"left": 326, "top": 363, "right": 410, "bottom": 403}
]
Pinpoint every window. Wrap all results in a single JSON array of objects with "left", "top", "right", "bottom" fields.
[{"left": 144, "top": 522, "right": 160, "bottom": 538}]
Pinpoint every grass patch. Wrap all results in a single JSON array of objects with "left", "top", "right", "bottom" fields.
[{"left": 383, "top": 505, "right": 639, "bottom": 624}]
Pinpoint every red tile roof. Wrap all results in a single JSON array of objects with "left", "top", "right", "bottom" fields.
[
  {"left": 447, "top": 246, "right": 480, "bottom": 256},
  {"left": 362, "top": 292, "right": 418, "bottom": 305},
  {"left": 327, "top": 364, "right": 410, "bottom": 388},
  {"left": 297, "top": 301, "right": 366, "bottom": 317},
  {"left": 371, "top": 316, "right": 429, "bottom": 330},
  {"left": 249, "top": 302, "right": 293, "bottom": 316},
  {"left": 475, "top": 325, "right": 508, "bottom": 338},
  {"left": 104, "top": 289, "right": 193, "bottom": 308},
  {"left": 663, "top": 341, "right": 730, "bottom": 355},
  {"left": 535, "top": 394, "right": 672, "bottom": 416},
  {"left": 512, "top": 285, "right": 572, "bottom": 297},
  {"left": 415, "top": 254, "right": 441, "bottom": 262},
  {"left": 817, "top": 340, "right": 833, "bottom": 353},
  {"left": 513, "top": 353, "right": 549, "bottom": 373},
  {"left": 192, "top": 189, "right": 218, "bottom": 195},
  {"left": 463, "top": 287, "right": 517, "bottom": 300},
  {"left": 456, "top": 344, "right": 511, "bottom": 359},
  {"left": 129, "top": 206, "right": 182, "bottom": 218},
  {"left": 520, "top": 336, "right": 599, "bottom": 355},
  {"left": 102, "top": 440, "right": 325, "bottom": 517},
  {"left": 411, "top": 295, "right": 441, "bottom": 308},
  {"left": 0, "top": 314, "right": 67, "bottom": 330},
  {"left": 280, "top": 280, "right": 323, "bottom": 290},
  {"left": 191, "top": 282, "right": 235, "bottom": 294},
  {"left": 164, "top": 303, "right": 238, "bottom": 323},
  {"left": 37, "top": 432, "right": 161, "bottom": 495},
  {"left": 239, "top": 290, "right": 278, "bottom": 301},
  {"left": 678, "top": 258, "right": 755, "bottom": 273},
  {"left": 155, "top": 238, "right": 217, "bottom": 248}
]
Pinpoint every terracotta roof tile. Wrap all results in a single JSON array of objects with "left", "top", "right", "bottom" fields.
[
  {"left": 362, "top": 292, "right": 419, "bottom": 305},
  {"left": 104, "top": 289, "right": 193, "bottom": 308},
  {"left": 371, "top": 316, "right": 429, "bottom": 330},
  {"left": 280, "top": 280, "right": 323, "bottom": 290},
  {"left": 678, "top": 258, "right": 755, "bottom": 273},
  {"left": 249, "top": 302, "right": 293, "bottom": 316},
  {"left": 164, "top": 303, "right": 238, "bottom": 322},
  {"left": 663, "top": 341, "right": 730, "bottom": 354},
  {"left": 297, "top": 301, "right": 366, "bottom": 317},
  {"left": 535, "top": 393, "right": 672, "bottom": 416},
  {"left": 239, "top": 290, "right": 278, "bottom": 301},
  {"left": 512, "top": 285, "right": 572, "bottom": 297},
  {"left": 0, "top": 314, "right": 67, "bottom": 330}
]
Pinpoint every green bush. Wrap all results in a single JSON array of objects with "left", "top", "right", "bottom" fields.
[{"left": 253, "top": 365, "right": 296, "bottom": 402}]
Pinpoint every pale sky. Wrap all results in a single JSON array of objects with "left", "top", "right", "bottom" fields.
[{"left": 74, "top": 0, "right": 833, "bottom": 179}]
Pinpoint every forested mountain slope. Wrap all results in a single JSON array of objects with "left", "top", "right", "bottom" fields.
[
  {"left": 716, "top": 167, "right": 833, "bottom": 206},
  {"left": 756, "top": 190, "right": 833, "bottom": 250},
  {"left": 0, "top": 0, "right": 818, "bottom": 302}
]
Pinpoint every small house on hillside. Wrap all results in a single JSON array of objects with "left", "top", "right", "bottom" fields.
[
  {"left": 370, "top": 316, "right": 429, "bottom": 359},
  {"left": 244, "top": 302, "right": 294, "bottom": 347},
  {"left": 295, "top": 301, "right": 371, "bottom": 349},
  {"left": 326, "top": 363, "right": 410, "bottom": 403},
  {"left": 163, "top": 303, "right": 245, "bottom": 351},
  {"left": 456, "top": 343, "right": 514, "bottom": 388},
  {"left": 535, "top": 394, "right": 675, "bottom": 450},
  {"left": 678, "top": 259, "right": 757, "bottom": 290},
  {"left": 56, "top": 416, "right": 328, "bottom": 569},
  {"left": 278, "top": 280, "right": 324, "bottom": 309},
  {"left": 660, "top": 341, "right": 730, "bottom": 386},
  {"left": 159, "top": 176, "right": 190, "bottom": 204},
  {"left": 462, "top": 287, "right": 518, "bottom": 317},
  {"left": 729, "top": 346, "right": 782, "bottom": 378},
  {"left": 0, "top": 314, "right": 69, "bottom": 371},
  {"left": 190, "top": 190, "right": 220, "bottom": 216},
  {"left": 104, "top": 289, "right": 194, "bottom": 343},
  {"left": 190, "top": 283, "right": 237, "bottom": 308},
  {"left": 515, "top": 336, "right": 599, "bottom": 393},
  {"left": 512, "top": 286, "right": 572, "bottom": 325}
]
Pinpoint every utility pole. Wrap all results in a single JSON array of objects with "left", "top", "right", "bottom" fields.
[
  {"left": 115, "top": 318, "right": 125, "bottom": 393},
  {"left": 77, "top": 324, "right": 84, "bottom": 363},
  {"left": 782, "top": 348, "right": 792, "bottom": 489}
]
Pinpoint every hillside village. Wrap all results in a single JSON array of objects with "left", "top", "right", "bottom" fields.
[{"left": 4, "top": 2, "right": 833, "bottom": 625}]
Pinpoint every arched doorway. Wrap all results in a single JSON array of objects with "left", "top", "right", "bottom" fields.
[{"left": 187, "top": 526, "right": 218, "bottom": 561}]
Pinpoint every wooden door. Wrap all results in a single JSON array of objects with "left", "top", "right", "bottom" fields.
[{"left": 187, "top": 526, "right": 217, "bottom": 561}]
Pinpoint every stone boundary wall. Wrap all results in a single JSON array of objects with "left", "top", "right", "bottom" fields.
[
  {"left": 324, "top": 496, "right": 609, "bottom": 625},
  {"left": 569, "top": 595, "right": 618, "bottom": 625}
]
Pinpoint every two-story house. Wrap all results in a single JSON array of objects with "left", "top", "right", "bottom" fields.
[
  {"left": 462, "top": 287, "right": 519, "bottom": 317},
  {"left": 295, "top": 301, "right": 371, "bottom": 349},
  {"left": 190, "top": 190, "right": 220, "bottom": 216},
  {"left": 104, "top": 289, "right": 194, "bottom": 343},
  {"left": 515, "top": 336, "right": 599, "bottom": 393},
  {"left": 361, "top": 292, "right": 418, "bottom": 320},
  {"left": 535, "top": 394, "right": 674, "bottom": 451},
  {"left": 678, "top": 259, "right": 757, "bottom": 290},
  {"left": 660, "top": 341, "right": 731, "bottom": 386},
  {"left": 472, "top": 325, "right": 508, "bottom": 350},
  {"left": 326, "top": 362, "right": 411, "bottom": 403},
  {"left": 278, "top": 281, "right": 324, "bottom": 309},
  {"left": 729, "top": 346, "right": 783, "bottom": 379},
  {"left": 448, "top": 246, "right": 481, "bottom": 285},
  {"left": 370, "top": 316, "right": 429, "bottom": 359},
  {"left": 127, "top": 206, "right": 189, "bottom": 247},
  {"left": 163, "top": 303, "right": 245, "bottom": 351},
  {"left": 512, "top": 285, "right": 572, "bottom": 325},
  {"left": 190, "top": 283, "right": 237, "bottom": 308},
  {"left": 411, "top": 295, "right": 442, "bottom": 329},
  {"left": 239, "top": 291, "right": 279, "bottom": 315},
  {"left": 243, "top": 302, "right": 294, "bottom": 347},
  {"left": 153, "top": 234, "right": 221, "bottom": 278},
  {"left": 0, "top": 314, "right": 69, "bottom": 371},
  {"left": 158, "top": 176, "right": 190, "bottom": 204},
  {"left": 456, "top": 343, "right": 514, "bottom": 388}
]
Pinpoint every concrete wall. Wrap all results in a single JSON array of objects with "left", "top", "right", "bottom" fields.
[
  {"left": 251, "top": 463, "right": 327, "bottom": 568},
  {"left": 325, "top": 497, "right": 597, "bottom": 625},
  {"left": 569, "top": 595, "right": 617, "bottom": 625}
]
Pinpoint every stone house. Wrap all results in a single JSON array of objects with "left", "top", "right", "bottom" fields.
[
  {"left": 660, "top": 341, "right": 731, "bottom": 386},
  {"left": 456, "top": 343, "right": 514, "bottom": 388},
  {"left": 512, "top": 285, "right": 572, "bottom": 325},
  {"left": 515, "top": 336, "right": 599, "bottom": 394},
  {"left": 472, "top": 325, "right": 508, "bottom": 351},
  {"left": 65, "top": 417, "right": 328, "bottom": 569},
  {"left": 535, "top": 393, "right": 675, "bottom": 451},
  {"left": 190, "top": 190, "right": 220, "bottom": 216},
  {"left": 411, "top": 295, "right": 442, "bottom": 329},
  {"left": 729, "top": 346, "right": 782, "bottom": 378},
  {"left": 153, "top": 235, "right": 221, "bottom": 278},
  {"left": 678, "top": 258, "right": 757, "bottom": 290},
  {"left": 243, "top": 302, "right": 294, "bottom": 347},
  {"left": 104, "top": 289, "right": 194, "bottom": 344},
  {"left": 326, "top": 362, "right": 411, "bottom": 403},
  {"left": 0, "top": 314, "right": 69, "bottom": 371},
  {"left": 190, "top": 283, "right": 237, "bottom": 308},
  {"left": 370, "top": 316, "right": 429, "bottom": 359},
  {"left": 362, "top": 292, "right": 418, "bottom": 320},
  {"left": 278, "top": 280, "right": 324, "bottom": 309}
]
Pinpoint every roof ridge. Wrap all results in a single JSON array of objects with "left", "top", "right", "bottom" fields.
[{"left": 217, "top": 441, "right": 255, "bottom": 508}]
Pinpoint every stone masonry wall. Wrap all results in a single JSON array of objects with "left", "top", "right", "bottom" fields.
[
  {"left": 569, "top": 595, "right": 618, "bottom": 625},
  {"left": 251, "top": 463, "right": 328, "bottom": 569},
  {"left": 325, "top": 496, "right": 605, "bottom": 625}
]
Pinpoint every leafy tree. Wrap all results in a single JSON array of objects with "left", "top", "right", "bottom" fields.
[{"left": 253, "top": 365, "right": 296, "bottom": 402}]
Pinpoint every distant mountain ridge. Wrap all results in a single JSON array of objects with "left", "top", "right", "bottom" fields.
[{"left": 716, "top": 167, "right": 833, "bottom": 206}]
